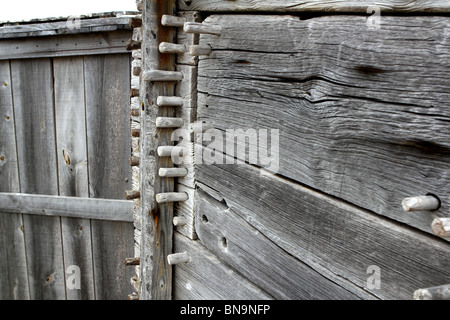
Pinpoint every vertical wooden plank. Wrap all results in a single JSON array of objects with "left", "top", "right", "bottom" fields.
[
  {"left": 11, "top": 58, "right": 65, "bottom": 300},
  {"left": 53, "top": 56, "right": 95, "bottom": 300},
  {"left": 0, "top": 60, "right": 29, "bottom": 299},
  {"left": 139, "top": 0, "right": 177, "bottom": 300},
  {"left": 84, "top": 54, "right": 134, "bottom": 300}
]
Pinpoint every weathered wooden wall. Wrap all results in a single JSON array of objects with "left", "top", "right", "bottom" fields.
[
  {"left": 133, "top": 0, "right": 450, "bottom": 300},
  {"left": 0, "top": 16, "right": 136, "bottom": 300}
]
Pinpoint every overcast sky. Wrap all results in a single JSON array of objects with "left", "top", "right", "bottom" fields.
[{"left": 0, "top": 0, "right": 137, "bottom": 22}]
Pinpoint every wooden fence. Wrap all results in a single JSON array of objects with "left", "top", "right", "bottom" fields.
[{"left": 0, "top": 13, "right": 136, "bottom": 299}]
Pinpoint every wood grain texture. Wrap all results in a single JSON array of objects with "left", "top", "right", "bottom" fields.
[
  {"left": 195, "top": 154, "right": 450, "bottom": 300},
  {"left": 11, "top": 58, "right": 66, "bottom": 299},
  {"left": 173, "top": 232, "right": 273, "bottom": 300},
  {"left": 178, "top": 0, "right": 450, "bottom": 12},
  {"left": 84, "top": 54, "right": 134, "bottom": 300},
  {"left": 196, "top": 14, "right": 450, "bottom": 237},
  {"left": 139, "top": 0, "right": 177, "bottom": 300},
  {"left": 0, "top": 62, "right": 28, "bottom": 298},
  {"left": 0, "top": 31, "right": 131, "bottom": 60}
]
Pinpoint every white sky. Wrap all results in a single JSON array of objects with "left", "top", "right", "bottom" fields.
[{"left": 0, "top": 0, "right": 137, "bottom": 22}]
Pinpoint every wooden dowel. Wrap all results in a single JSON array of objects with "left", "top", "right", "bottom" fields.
[
  {"left": 128, "top": 293, "right": 139, "bottom": 300},
  {"left": 167, "top": 252, "right": 190, "bottom": 265},
  {"left": 161, "top": 14, "right": 186, "bottom": 27},
  {"left": 156, "top": 96, "right": 184, "bottom": 107},
  {"left": 129, "top": 16, "right": 142, "bottom": 28},
  {"left": 130, "top": 88, "right": 140, "bottom": 98},
  {"left": 190, "top": 44, "right": 212, "bottom": 56},
  {"left": 131, "top": 108, "right": 140, "bottom": 117},
  {"left": 156, "top": 192, "right": 189, "bottom": 203},
  {"left": 402, "top": 195, "right": 440, "bottom": 212},
  {"left": 126, "top": 39, "right": 141, "bottom": 51},
  {"left": 173, "top": 216, "right": 187, "bottom": 226},
  {"left": 431, "top": 218, "right": 450, "bottom": 238},
  {"left": 156, "top": 117, "right": 184, "bottom": 128},
  {"left": 129, "top": 157, "right": 140, "bottom": 167},
  {"left": 159, "top": 167, "right": 188, "bottom": 177},
  {"left": 184, "top": 22, "right": 222, "bottom": 36},
  {"left": 159, "top": 42, "right": 187, "bottom": 54},
  {"left": 125, "top": 257, "right": 141, "bottom": 266},
  {"left": 125, "top": 190, "right": 140, "bottom": 200},
  {"left": 131, "top": 129, "right": 141, "bottom": 137},
  {"left": 157, "top": 146, "right": 184, "bottom": 157},
  {"left": 143, "top": 70, "right": 184, "bottom": 82},
  {"left": 413, "top": 284, "right": 450, "bottom": 300}
]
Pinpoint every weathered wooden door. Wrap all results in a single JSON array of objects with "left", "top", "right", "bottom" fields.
[{"left": 130, "top": 0, "right": 450, "bottom": 300}]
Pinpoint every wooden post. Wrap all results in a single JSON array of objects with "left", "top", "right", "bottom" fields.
[
  {"left": 431, "top": 218, "right": 450, "bottom": 238},
  {"left": 413, "top": 284, "right": 450, "bottom": 300},
  {"left": 139, "top": 0, "right": 177, "bottom": 300},
  {"left": 401, "top": 195, "right": 440, "bottom": 212},
  {"left": 167, "top": 252, "right": 190, "bottom": 265}
]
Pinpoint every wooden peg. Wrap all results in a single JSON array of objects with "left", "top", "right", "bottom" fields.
[
  {"left": 167, "top": 252, "right": 190, "bottom": 265},
  {"left": 128, "top": 293, "right": 139, "bottom": 300},
  {"left": 159, "top": 167, "right": 188, "bottom": 177},
  {"left": 125, "top": 190, "right": 140, "bottom": 200},
  {"left": 131, "top": 108, "right": 140, "bottom": 117},
  {"left": 143, "top": 70, "right": 184, "bottom": 82},
  {"left": 156, "top": 117, "right": 184, "bottom": 128},
  {"left": 157, "top": 96, "right": 184, "bottom": 107},
  {"left": 156, "top": 192, "right": 189, "bottom": 203},
  {"left": 173, "top": 216, "right": 187, "bottom": 226},
  {"left": 157, "top": 146, "right": 184, "bottom": 157},
  {"left": 184, "top": 22, "right": 222, "bottom": 36},
  {"left": 402, "top": 195, "right": 440, "bottom": 212},
  {"left": 159, "top": 42, "right": 187, "bottom": 54},
  {"left": 131, "top": 129, "right": 141, "bottom": 137},
  {"left": 161, "top": 14, "right": 186, "bottom": 27},
  {"left": 133, "top": 66, "right": 141, "bottom": 76},
  {"left": 125, "top": 257, "right": 141, "bottom": 266},
  {"left": 129, "top": 16, "right": 142, "bottom": 28},
  {"left": 431, "top": 218, "right": 450, "bottom": 238},
  {"left": 126, "top": 39, "right": 141, "bottom": 51},
  {"left": 413, "top": 284, "right": 450, "bottom": 300},
  {"left": 130, "top": 88, "right": 140, "bottom": 98},
  {"left": 129, "top": 157, "right": 140, "bottom": 167},
  {"left": 190, "top": 44, "right": 212, "bottom": 56}
]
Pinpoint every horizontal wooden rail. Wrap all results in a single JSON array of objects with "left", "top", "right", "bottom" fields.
[{"left": 0, "top": 192, "right": 134, "bottom": 222}]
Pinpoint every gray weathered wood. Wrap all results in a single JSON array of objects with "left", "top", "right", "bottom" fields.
[
  {"left": 195, "top": 188, "right": 367, "bottom": 300},
  {"left": 183, "top": 22, "right": 222, "bottom": 36},
  {"left": 179, "top": 0, "right": 450, "bottom": 13},
  {"left": 0, "top": 61, "right": 28, "bottom": 298},
  {"left": 195, "top": 154, "right": 450, "bottom": 300},
  {"left": 84, "top": 54, "right": 134, "bottom": 300},
  {"left": 156, "top": 192, "right": 189, "bottom": 203},
  {"left": 196, "top": 14, "right": 450, "bottom": 237},
  {"left": 159, "top": 42, "right": 186, "bottom": 54},
  {"left": 0, "top": 31, "right": 131, "bottom": 60},
  {"left": 156, "top": 117, "right": 184, "bottom": 128},
  {"left": 0, "top": 16, "right": 132, "bottom": 39},
  {"left": 157, "top": 96, "right": 184, "bottom": 107},
  {"left": 190, "top": 44, "right": 212, "bottom": 56},
  {"left": 402, "top": 195, "right": 440, "bottom": 212},
  {"left": 159, "top": 167, "right": 188, "bottom": 177},
  {"left": 432, "top": 218, "right": 450, "bottom": 238},
  {"left": 0, "top": 193, "right": 134, "bottom": 222},
  {"left": 161, "top": 15, "right": 186, "bottom": 27},
  {"left": 139, "top": 0, "right": 177, "bottom": 300},
  {"left": 143, "top": 70, "right": 184, "bottom": 82},
  {"left": 414, "top": 284, "right": 450, "bottom": 300},
  {"left": 167, "top": 252, "right": 190, "bottom": 265},
  {"left": 11, "top": 58, "right": 66, "bottom": 299},
  {"left": 173, "top": 232, "right": 273, "bottom": 300}
]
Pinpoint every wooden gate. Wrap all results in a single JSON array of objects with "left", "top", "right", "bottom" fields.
[{"left": 0, "top": 13, "right": 136, "bottom": 299}]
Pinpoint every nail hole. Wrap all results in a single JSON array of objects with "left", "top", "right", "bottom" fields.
[
  {"left": 201, "top": 215, "right": 208, "bottom": 223},
  {"left": 220, "top": 237, "right": 227, "bottom": 249}
]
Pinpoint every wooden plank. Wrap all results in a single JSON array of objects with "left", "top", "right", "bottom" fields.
[
  {"left": 0, "top": 31, "right": 131, "bottom": 60},
  {"left": 195, "top": 154, "right": 450, "bottom": 300},
  {"left": 0, "top": 61, "right": 28, "bottom": 299},
  {"left": 195, "top": 188, "right": 369, "bottom": 300},
  {"left": 179, "top": 0, "right": 450, "bottom": 13},
  {"left": 84, "top": 54, "right": 134, "bottom": 300},
  {"left": 0, "top": 193, "right": 134, "bottom": 222},
  {"left": 0, "top": 16, "right": 132, "bottom": 39},
  {"left": 173, "top": 232, "right": 273, "bottom": 300},
  {"left": 196, "top": 14, "right": 450, "bottom": 237},
  {"left": 11, "top": 58, "right": 66, "bottom": 299},
  {"left": 139, "top": 0, "right": 177, "bottom": 300}
]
